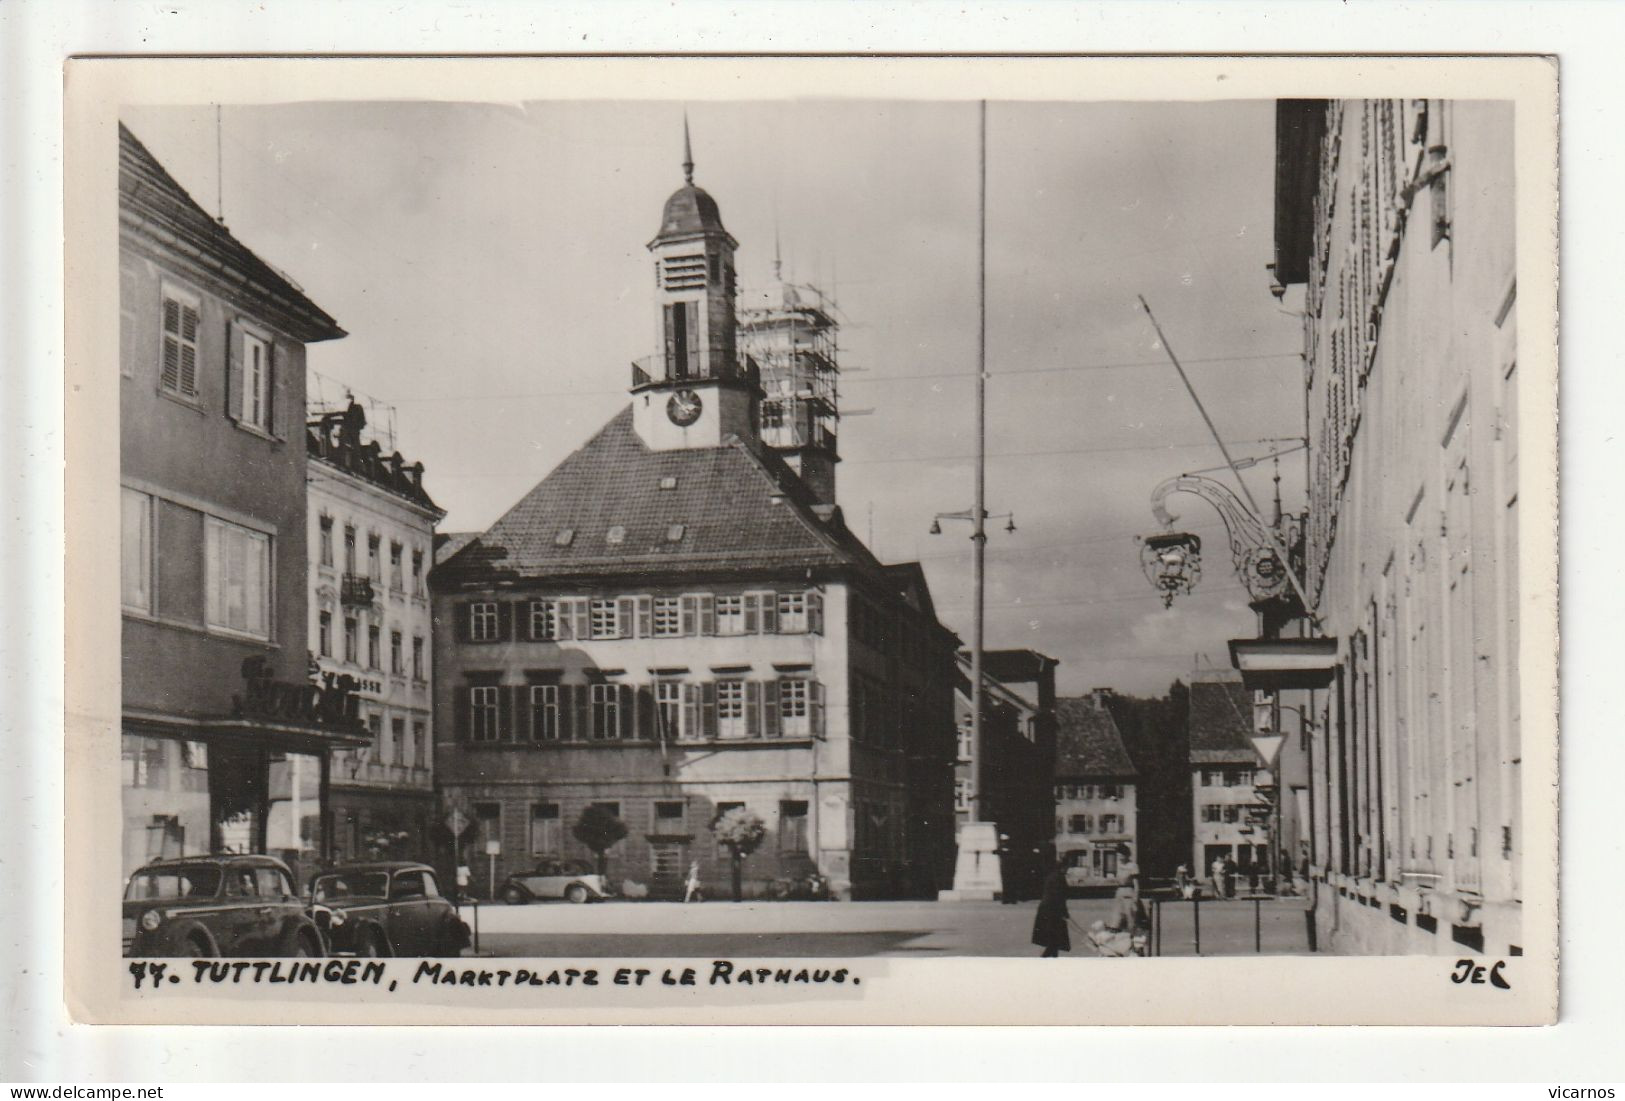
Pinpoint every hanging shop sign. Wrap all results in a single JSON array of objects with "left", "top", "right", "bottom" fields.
[{"left": 234, "top": 656, "right": 365, "bottom": 733}]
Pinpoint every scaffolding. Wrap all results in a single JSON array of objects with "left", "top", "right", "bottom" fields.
[{"left": 737, "top": 280, "right": 841, "bottom": 456}]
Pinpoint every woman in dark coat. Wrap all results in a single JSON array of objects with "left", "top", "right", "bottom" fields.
[{"left": 1031, "top": 863, "right": 1071, "bottom": 958}]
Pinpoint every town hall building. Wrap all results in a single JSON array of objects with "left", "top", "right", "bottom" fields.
[{"left": 431, "top": 133, "right": 961, "bottom": 901}]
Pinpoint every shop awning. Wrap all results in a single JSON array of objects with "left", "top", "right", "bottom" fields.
[{"left": 1227, "top": 636, "right": 1340, "bottom": 691}]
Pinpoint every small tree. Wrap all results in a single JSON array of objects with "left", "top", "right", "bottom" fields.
[
  {"left": 712, "top": 806, "right": 767, "bottom": 902},
  {"left": 573, "top": 804, "right": 629, "bottom": 877}
]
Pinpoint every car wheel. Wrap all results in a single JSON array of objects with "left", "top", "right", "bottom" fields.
[
  {"left": 502, "top": 884, "right": 528, "bottom": 906},
  {"left": 358, "top": 928, "right": 390, "bottom": 958},
  {"left": 293, "top": 930, "right": 322, "bottom": 959},
  {"left": 180, "top": 933, "right": 212, "bottom": 958},
  {"left": 565, "top": 884, "right": 589, "bottom": 904}
]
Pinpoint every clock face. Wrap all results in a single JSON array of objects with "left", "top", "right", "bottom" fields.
[{"left": 667, "top": 389, "right": 703, "bottom": 427}]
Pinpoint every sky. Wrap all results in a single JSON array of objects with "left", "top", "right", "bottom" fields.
[{"left": 122, "top": 98, "right": 1305, "bottom": 697}]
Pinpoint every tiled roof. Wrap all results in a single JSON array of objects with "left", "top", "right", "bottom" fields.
[
  {"left": 435, "top": 407, "right": 896, "bottom": 585},
  {"left": 1188, "top": 679, "right": 1256, "bottom": 764},
  {"left": 119, "top": 123, "right": 344, "bottom": 343},
  {"left": 1054, "top": 697, "right": 1137, "bottom": 778},
  {"left": 434, "top": 531, "right": 479, "bottom": 566}
]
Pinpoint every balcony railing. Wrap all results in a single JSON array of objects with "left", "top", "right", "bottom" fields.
[
  {"left": 340, "top": 573, "right": 375, "bottom": 607},
  {"left": 631, "top": 353, "right": 759, "bottom": 391}
]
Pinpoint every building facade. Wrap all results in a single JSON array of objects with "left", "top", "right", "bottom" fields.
[
  {"left": 1052, "top": 691, "right": 1138, "bottom": 890},
  {"left": 307, "top": 401, "right": 444, "bottom": 863},
  {"left": 1188, "top": 677, "right": 1270, "bottom": 890},
  {"left": 119, "top": 123, "right": 361, "bottom": 884},
  {"left": 952, "top": 649, "right": 1058, "bottom": 899},
  {"left": 431, "top": 139, "right": 960, "bottom": 901},
  {"left": 1268, "top": 99, "right": 1522, "bottom": 953}
]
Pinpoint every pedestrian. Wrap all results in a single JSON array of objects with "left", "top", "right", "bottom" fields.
[
  {"left": 997, "top": 832, "right": 1019, "bottom": 905},
  {"left": 1210, "top": 854, "right": 1226, "bottom": 899},
  {"left": 683, "top": 860, "right": 703, "bottom": 903},
  {"left": 1032, "top": 860, "right": 1071, "bottom": 958},
  {"left": 1222, "top": 854, "right": 1237, "bottom": 898},
  {"left": 1175, "top": 863, "right": 1195, "bottom": 900},
  {"left": 1111, "top": 844, "right": 1146, "bottom": 932}
]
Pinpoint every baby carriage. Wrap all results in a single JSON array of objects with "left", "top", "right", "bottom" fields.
[{"left": 1084, "top": 918, "right": 1150, "bottom": 957}]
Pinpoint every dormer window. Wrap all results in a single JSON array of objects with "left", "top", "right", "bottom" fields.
[
  {"left": 554, "top": 528, "right": 575, "bottom": 547},
  {"left": 606, "top": 525, "right": 626, "bottom": 546},
  {"left": 659, "top": 476, "right": 678, "bottom": 490},
  {"left": 665, "top": 524, "right": 686, "bottom": 543}
]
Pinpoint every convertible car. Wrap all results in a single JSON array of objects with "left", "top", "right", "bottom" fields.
[{"left": 500, "top": 859, "right": 614, "bottom": 904}]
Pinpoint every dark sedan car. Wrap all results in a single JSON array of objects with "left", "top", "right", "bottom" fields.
[
  {"left": 308, "top": 862, "right": 470, "bottom": 957},
  {"left": 123, "top": 854, "right": 325, "bottom": 958}
]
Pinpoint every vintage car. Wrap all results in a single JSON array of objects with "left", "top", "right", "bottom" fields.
[
  {"left": 123, "top": 854, "right": 325, "bottom": 958},
  {"left": 500, "top": 858, "right": 614, "bottom": 904},
  {"left": 308, "top": 862, "right": 471, "bottom": 957}
]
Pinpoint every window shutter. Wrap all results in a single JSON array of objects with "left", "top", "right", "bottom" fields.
[
  {"left": 637, "top": 596, "right": 652, "bottom": 638},
  {"left": 455, "top": 686, "right": 471, "bottom": 741},
  {"left": 763, "top": 679, "right": 781, "bottom": 738},
  {"left": 681, "top": 594, "right": 698, "bottom": 636},
  {"left": 502, "top": 685, "right": 520, "bottom": 742},
  {"left": 743, "top": 593, "right": 760, "bottom": 634},
  {"left": 760, "top": 592, "right": 778, "bottom": 634},
  {"left": 701, "top": 681, "right": 718, "bottom": 739},
  {"left": 682, "top": 683, "right": 700, "bottom": 740},
  {"left": 808, "top": 590, "right": 824, "bottom": 635},
  {"left": 497, "top": 601, "right": 513, "bottom": 641},
  {"left": 619, "top": 684, "right": 635, "bottom": 739},
  {"left": 266, "top": 341, "right": 282, "bottom": 438},
  {"left": 663, "top": 304, "right": 677, "bottom": 378},
  {"left": 555, "top": 600, "right": 574, "bottom": 640},
  {"left": 637, "top": 685, "right": 655, "bottom": 740},
  {"left": 617, "top": 596, "right": 635, "bottom": 639},
  {"left": 684, "top": 300, "right": 700, "bottom": 372},
  {"left": 698, "top": 594, "right": 716, "bottom": 636},
  {"left": 161, "top": 299, "right": 181, "bottom": 391},
  {"left": 226, "top": 321, "right": 244, "bottom": 422},
  {"left": 812, "top": 681, "right": 826, "bottom": 739},
  {"left": 745, "top": 681, "right": 762, "bottom": 738},
  {"left": 570, "top": 684, "right": 590, "bottom": 742},
  {"left": 455, "top": 602, "right": 471, "bottom": 643},
  {"left": 179, "top": 304, "right": 199, "bottom": 395},
  {"left": 572, "top": 600, "right": 590, "bottom": 642}
]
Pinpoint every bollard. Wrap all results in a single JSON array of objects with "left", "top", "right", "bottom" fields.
[
  {"left": 1192, "top": 895, "right": 1201, "bottom": 956},
  {"left": 1254, "top": 897, "right": 1262, "bottom": 953}
]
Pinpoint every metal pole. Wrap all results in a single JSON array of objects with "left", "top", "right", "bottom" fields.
[
  {"left": 1193, "top": 895, "right": 1201, "bottom": 956},
  {"left": 1255, "top": 897, "right": 1262, "bottom": 953},
  {"left": 971, "top": 100, "right": 988, "bottom": 823}
]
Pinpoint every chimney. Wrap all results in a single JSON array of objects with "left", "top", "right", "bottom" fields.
[{"left": 1091, "top": 687, "right": 1114, "bottom": 711}]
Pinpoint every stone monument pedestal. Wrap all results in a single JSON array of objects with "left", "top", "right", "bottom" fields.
[{"left": 938, "top": 821, "right": 1003, "bottom": 901}]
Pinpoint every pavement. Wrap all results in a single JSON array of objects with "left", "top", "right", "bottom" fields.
[{"left": 457, "top": 895, "right": 1315, "bottom": 958}]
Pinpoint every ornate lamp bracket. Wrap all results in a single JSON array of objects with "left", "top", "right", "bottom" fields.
[{"left": 1145, "top": 474, "right": 1302, "bottom": 605}]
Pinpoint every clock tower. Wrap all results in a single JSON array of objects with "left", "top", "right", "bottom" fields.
[{"left": 631, "top": 120, "right": 759, "bottom": 452}]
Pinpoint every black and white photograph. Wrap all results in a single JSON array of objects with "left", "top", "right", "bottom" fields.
[{"left": 60, "top": 55, "right": 1558, "bottom": 1027}]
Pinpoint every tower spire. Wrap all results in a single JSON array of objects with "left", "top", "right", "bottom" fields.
[{"left": 682, "top": 112, "right": 694, "bottom": 184}]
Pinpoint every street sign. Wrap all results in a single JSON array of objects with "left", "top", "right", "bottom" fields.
[
  {"left": 1250, "top": 734, "right": 1285, "bottom": 767},
  {"left": 485, "top": 839, "right": 501, "bottom": 856},
  {"left": 446, "top": 808, "right": 468, "bottom": 837}
]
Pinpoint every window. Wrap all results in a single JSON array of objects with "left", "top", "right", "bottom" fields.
[
  {"left": 530, "top": 684, "right": 559, "bottom": 741},
  {"left": 411, "top": 548, "right": 424, "bottom": 594},
  {"left": 367, "top": 624, "right": 381, "bottom": 670},
  {"left": 665, "top": 524, "right": 685, "bottom": 543},
  {"left": 761, "top": 400, "right": 784, "bottom": 429},
  {"left": 780, "top": 801, "right": 809, "bottom": 853},
  {"left": 655, "top": 680, "right": 683, "bottom": 741},
  {"left": 530, "top": 803, "right": 561, "bottom": 854},
  {"left": 121, "top": 488, "right": 152, "bottom": 613},
  {"left": 390, "top": 631, "right": 403, "bottom": 674},
  {"left": 957, "top": 724, "right": 973, "bottom": 762},
  {"left": 528, "top": 600, "right": 555, "bottom": 641},
  {"left": 1223, "top": 805, "right": 1242, "bottom": 823},
  {"left": 367, "top": 534, "right": 381, "bottom": 580},
  {"left": 343, "top": 616, "right": 358, "bottom": 663},
  {"left": 1069, "top": 814, "right": 1092, "bottom": 835},
  {"left": 664, "top": 300, "right": 699, "bottom": 379},
  {"left": 159, "top": 287, "right": 200, "bottom": 398},
  {"left": 654, "top": 801, "right": 686, "bottom": 834},
  {"left": 204, "top": 517, "right": 270, "bottom": 638},
  {"left": 470, "top": 602, "right": 499, "bottom": 642},
  {"left": 716, "top": 679, "right": 747, "bottom": 739},
  {"left": 367, "top": 713, "right": 383, "bottom": 758},
  {"left": 954, "top": 779, "right": 973, "bottom": 813},
  {"left": 605, "top": 525, "right": 626, "bottom": 546},
  {"left": 1100, "top": 814, "right": 1121, "bottom": 834},
  {"left": 318, "top": 515, "right": 334, "bottom": 568},
  {"left": 318, "top": 611, "right": 332, "bottom": 657},
  {"left": 554, "top": 528, "right": 574, "bottom": 547},
  {"left": 390, "top": 718, "right": 405, "bottom": 766},
  {"left": 590, "top": 599, "right": 620, "bottom": 639},
  {"left": 780, "top": 678, "right": 810, "bottom": 737},
  {"left": 590, "top": 683, "right": 621, "bottom": 740},
  {"left": 470, "top": 686, "right": 501, "bottom": 743},
  {"left": 1099, "top": 784, "right": 1121, "bottom": 801},
  {"left": 389, "top": 542, "right": 403, "bottom": 591},
  {"left": 240, "top": 332, "right": 270, "bottom": 429},
  {"left": 412, "top": 636, "right": 424, "bottom": 680},
  {"left": 715, "top": 595, "right": 746, "bottom": 635},
  {"left": 343, "top": 525, "right": 357, "bottom": 574},
  {"left": 777, "top": 592, "right": 808, "bottom": 633},
  {"left": 413, "top": 722, "right": 426, "bottom": 768},
  {"left": 1201, "top": 804, "right": 1222, "bottom": 823},
  {"left": 652, "top": 597, "right": 682, "bottom": 637}
]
